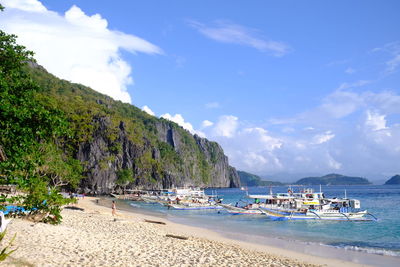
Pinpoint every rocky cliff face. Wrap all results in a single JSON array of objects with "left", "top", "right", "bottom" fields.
[
  {"left": 77, "top": 116, "right": 240, "bottom": 194},
  {"left": 26, "top": 64, "right": 241, "bottom": 194}
]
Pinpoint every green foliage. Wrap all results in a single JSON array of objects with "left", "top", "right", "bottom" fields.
[
  {"left": 37, "top": 142, "right": 83, "bottom": 188},
  {"left": 208, "top": 142, "right": 221, "bottom": 164},
  {"left": 199, "top": 155, "right": 211, "bottom": 184},
  {"left": 22, "top": 177, "right": 73, "bottom": 224},
  {"left": 158, "top": 141, "right": 182, "bottom": 167},
  {"left": 133, "top": 150, "right": 161, "bottom": 183},
  {"left": 116, "top": 169, "right": 134, "bottom": 186},
  {"left": 0, "top": 231, "right": 17, "bottom": 262},
  {"left": 0, "top": 19, "right": 81, "bottom": 224}
]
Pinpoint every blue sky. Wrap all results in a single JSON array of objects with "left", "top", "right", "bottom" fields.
[{"left": 1, "top": 0, "right": 400, "bottom": 181}]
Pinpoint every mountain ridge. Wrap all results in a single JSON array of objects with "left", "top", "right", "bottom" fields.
[
  {"left": 238, "top": 171, "right": 283, "bottom": 186},
  {"left": 295, "top": 173, "right": 371, "bottom": 185}
]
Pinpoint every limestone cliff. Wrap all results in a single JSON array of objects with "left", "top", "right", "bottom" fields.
[
  {"left": 27, "top": 65, "right": 241, "bottom": 194},
  {"left": 77, "top": 117, "right": 240, "bottom": 194}
]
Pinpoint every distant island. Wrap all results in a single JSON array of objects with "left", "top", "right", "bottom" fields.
[
  {"left": 295, "top": 173, "right": 371, "bottom": 185},
  {"left": 238, "top": 171, "right": 283, "bottom": 186},
  {"left": 385, "top": 175, "right": 400, "bottom": 185}
]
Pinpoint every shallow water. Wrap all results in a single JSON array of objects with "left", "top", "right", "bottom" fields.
[{"left": 124, "top": 185, "right": 400, "bottom": 266}]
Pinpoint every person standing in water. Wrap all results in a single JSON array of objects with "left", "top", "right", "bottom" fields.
[{"left": 112, "top": 200, "right": 116, "bottom": 216}]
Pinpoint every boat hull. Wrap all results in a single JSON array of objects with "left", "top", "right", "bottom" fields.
[
  {"left": 169, "top": 204, "right": 223, "bottom": 210},
  {"left": 262, "top": 209, "right": 371, "bottom": 221},
  {"left": 220, "top": 204, "right": 264, "bottom": 215}
]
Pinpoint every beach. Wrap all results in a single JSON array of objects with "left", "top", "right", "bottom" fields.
[{"left": 2, "top": 197, "right": 367, "bottom": 267}]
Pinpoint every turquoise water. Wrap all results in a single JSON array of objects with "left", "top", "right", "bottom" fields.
[{"left": 125, "top": 185, "right": 400, "bottom": 262}]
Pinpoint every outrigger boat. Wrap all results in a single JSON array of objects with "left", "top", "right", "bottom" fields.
[
  {"left": 169, "top": 201, "right": 223, "bottom": 210},
  {"left": 167, "top": 189, "right": 223, "bottom": 210},
  {"left": 221, "top": 187, "right": 377, "bottom": 221},
  {"left": 257, "top": 188, "right": 377, "bottom": 221},
  {"left": 138, "top": 187, "right": 223, "bottom": 210},
  {"left": 260, "top": 208, "right": 371, "bottom": 221},
  {"left": 219, "top": 203, "right": 264, "bottom": 215}
]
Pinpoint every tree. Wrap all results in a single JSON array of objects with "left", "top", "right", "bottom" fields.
[
  {"left": 37, "top": 143, "right": 82, "bottom": 188},
  {"left": 0, "top": 5, "right": 80, "bottom": 224},
  {"left": 116, "top": 169, "right": 135, "bottom": 192}
]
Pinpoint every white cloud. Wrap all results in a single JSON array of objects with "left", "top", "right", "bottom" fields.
[
  {"left": 303, "top": 127, "right": 315, "bottom": 131},
  {"left": 319, "top": 90, "right": 364, "bottom": 119},
  {"left": 202, "top": 88, "right": 400, "bottom": 178},
  {"left": 0, "top": 0, "right": 162, "bottom": 103},
  {"left": 205, "top": 102, "right": 220, "bottom": 109},
  {"left": 188, "top": 20, "right": 290, "bottom": 56},
  {"left": 311, "top": 131, "right": 335, "bottom": 145},
  {"left": 241, "top": 127, "right": 282, "bottom": 151},
  {"left": 212, "top": 115, "right": 238, "bottom": 138},
  {"left": 345, "top": 67, "right": 356, "bottom": 74},
  {"left": 387, "top": 54, "right": 400, "bottom": 74},
  {"left": 1, "top": 0, "right": 45, "bottom": 12},
  {"left": 161, "top": 113, "right": 206, "bottom": 138},
  {"left": 337, "top": 80, "right": 371, "bottom": 91},
  {"left": 326, "top": 153, "right": 342, "bottom": 170},
  {"left": 161, "top": 113, "right": 194, "bottom": 133},
  {"left": 201, "top": 120, "right": 214, "bottom": 128},
  {"left": 373, "top": 41, "right": 400, "bottom": 74},
  {"left": 142, "top": 105, "right": 155, "bottom": 116},
  {"left": 365, "top": 110, "right": 387, "bottom": 131}
]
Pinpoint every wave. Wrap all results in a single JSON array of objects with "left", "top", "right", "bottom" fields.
[
  {"left": 325, "top": 243, "right": 400, "bottom": 257},
  {"left": 129, "top": 203, "right": 140, "bottom": 208}
]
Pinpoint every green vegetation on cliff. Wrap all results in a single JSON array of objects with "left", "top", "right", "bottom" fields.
[
  {"left": 238, "top": 171, "right": 283, "bottom": 186},
  {"left": 385, "top": 175, "right": 400, "bottom": 185},
  {"left": 295, "top": 174, "right": 371, "bottom": 185},
  {"left": 0, "top": 9, "right": 239, "bottom": 200},
  {"left": 26, "top": 65, "right": 238, "bottom": 190}
]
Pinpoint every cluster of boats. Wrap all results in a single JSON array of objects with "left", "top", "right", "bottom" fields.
[
  {"left": 222, "top": 188, "right": 377, "bottom": 221},
  {"left": 116, "top": 188, "right": 223, "bottom": 210},
  {"left": 115, "top": 187, "right": 377, "bottom": 221}
]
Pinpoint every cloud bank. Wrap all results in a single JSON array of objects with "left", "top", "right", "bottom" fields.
[
  {"left": 201, "top": 88, "right": 400, "bottom": 179},
  {"left": 0, "top": 0, "right": 162, "bottom": 103}
]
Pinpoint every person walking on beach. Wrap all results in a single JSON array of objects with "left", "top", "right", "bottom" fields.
[{"left": 112, "top": 200, "right": 116, "bottom": 216}]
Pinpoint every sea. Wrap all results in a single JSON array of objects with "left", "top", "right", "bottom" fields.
[{"left": 122, "top": 185, "right": 400, "bottom": 266}]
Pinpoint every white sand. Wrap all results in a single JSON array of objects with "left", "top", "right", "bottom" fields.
[{"left": 2, "top": 197, "right": 368, "bottom": 267}]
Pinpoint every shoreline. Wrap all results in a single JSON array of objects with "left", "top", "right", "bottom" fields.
[
  {"left": 96, "top": 197, "right": 371, "bottom": 267},
  {"left": 1, "top": 196, "right": 393, "bottom": 266},
  {"left": 107, "top": 197, "right": 400, "bottom": 267}
]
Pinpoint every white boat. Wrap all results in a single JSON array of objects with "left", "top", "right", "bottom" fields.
[
  {"left": 247, "top": 187, "right": 377, "bottom": 221},
  {"left": 219, "top": 203, "right": 264, "bottom": 215},
  {"left": 260, "top": 208, "right": 372, "bottom": 221},
  {"left": 168, "top": 202, "right": 223, "bottom": 210}
]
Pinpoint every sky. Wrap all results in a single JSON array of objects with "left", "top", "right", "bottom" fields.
[{"left": 1, "top": 0, "right": 400, "bottom": 181}]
